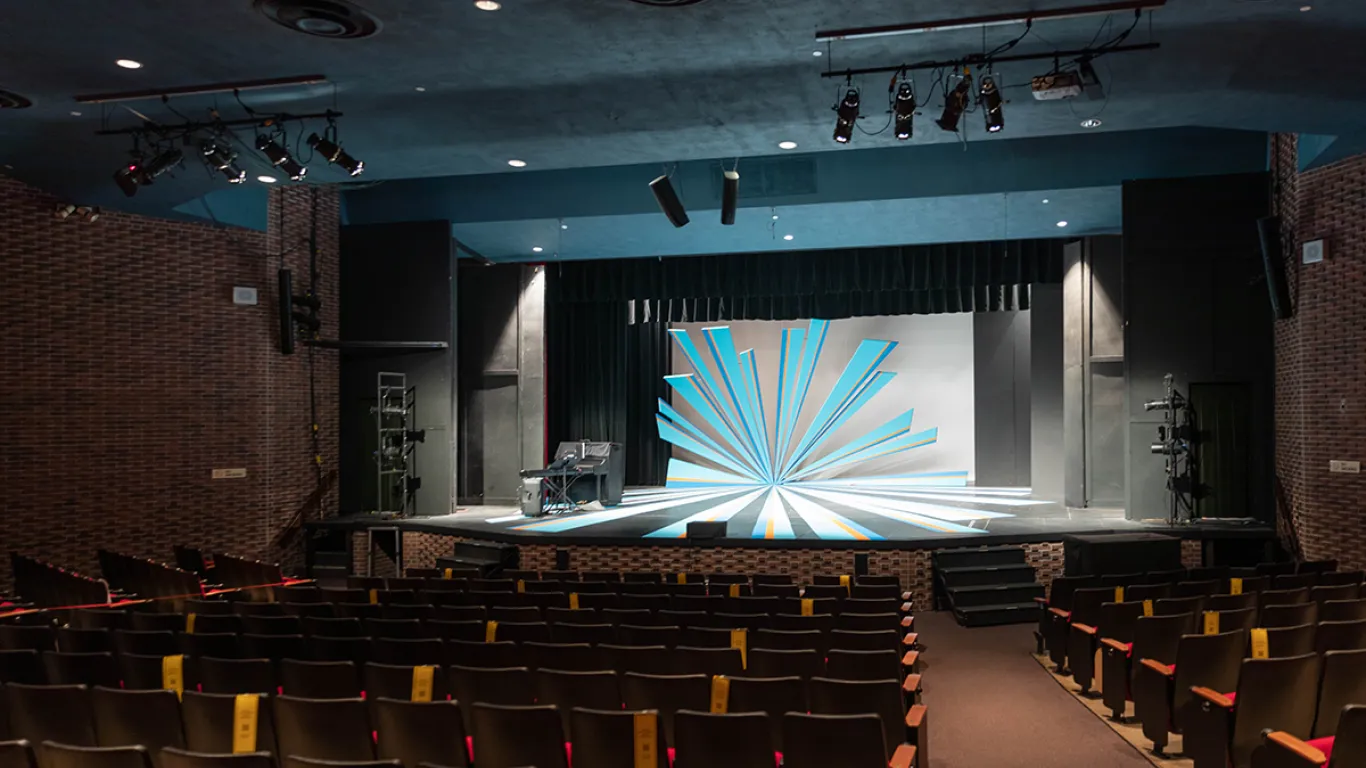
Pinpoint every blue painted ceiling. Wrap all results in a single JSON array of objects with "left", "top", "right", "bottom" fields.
[{"left": 1, "top": 0, "right": 1361, "bottom": 260}]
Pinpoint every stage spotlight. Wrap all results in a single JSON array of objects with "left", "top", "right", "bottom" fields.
[
  {"left": 649, "top": 174, "right": 689, "bottom": 228},
  {"left": 721, "top": 169, "right": 739, "bottom": 226},
  {"left": 894, "top": 81, "right": 915, "bottom": 140},
  {"left": 980, "top": 75, "right": 1004, "bottom": 133},
  {"left": 202, "top": 141, "right": 246, "bottom": 184},
  {"left": 256, "top": 135, "right": 307, "bottom": 181},
  {"left": 832, "top": 88, "right": 859, "bottom": 144},
  {"left": 307, "top": 132, "right": 364, "bottom": 176},
  {"left": 114, "top": 148, "right": 183, "bottom": 196},
  {"left": 936, "top": 76, "right": 971, "bottom": 133}
]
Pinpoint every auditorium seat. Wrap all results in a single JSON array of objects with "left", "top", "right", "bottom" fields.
[
  {"left": 620, "top": 673, "right": 710, "bottom": 748},
  {"left": 679, "top": 628, "right": 733, "bottom": 650},
  {"left": 656, "top": 610, "right": 708, "bottom": 629},
  {"left": 370, "top": 637, "right": 443, "bottom": 666},
  {"left": 113, "top": 630, "right": 179, "bottom": 657},
  {"left": 433, "top": 606, "right": 487, "bottom": 624},
  {"left": 233, "top": 603, "right": 287, "bottom": 618},
  {"left": 1316, "top": 619, "right": 1366, "bottom": 653},
  {"left": 372, "top": 698, "right": 469, "bottom": 768},
  {"left": 571, "top": 582, "right": 615, "bottom": 597},
  {"left": 1259, "top": 588, "right": 1312, "bottom": 612},
  {"left": 4, "top": 683, "right": 96, "bottom": 747},
  {"left": 1274, "top": 574, "right": 1319, "bottom": 591},
  {"left": 600, "top": 645, "right": 673, "bottom": 675},
  {"left": 55, "top": 627, "right": 113, "bottom": 653},
  {"left": 180, "top": 692, "right": 276, "bottom": 755},
  {"left": 829, "top": 629, "right": 901, "bottom": 653},
  {"left": 1154, "top": 595, "right": 1207, "bottom": 617},
  {"left": 127, "top": 613, "right": 186, "bottom": 633},
  {"left": 364, "top": 619, "right": 427, "bottom": 640},
  {"left": 40, "top": 743, "right": 152, "bottom": 768},
  {"left": 307, "top": 636, "right": 368, "bottom": 664},
  {"left": 320, "top": 589, "right": 370, "bottom": 606},
  {"left": 724, "top": 675, "right": 804, "bottom": 750},
  {"left": 240, "top": 615, "right": 303, "bottom": 636},
  {"left": 843, "top": 597, "right": 906, "bottom": 616},
  {"left": 601, "top": 609, "right": 652, "bottom": 627},
  {"left": 753, "top": 584, "right": 800, "bottom": 599},
  {"left": 386, "top": 578, "right": 427, "bottom": 592},
  {"left": 808, "top": 677, "right": 927, "bottom": 763},
  {"left": 1212, "top": 607, "right": 1259, "bottom": 635},
  {"left": 673, "top": 647, "right": 743, "bottom": 677},
  {"left": 767, "top": 614, "right": 834, "bottom": 634},
  {"left": 242, "top": 633, "right": 306, "bottom": 663},
  {"left": 1263, "top": 603, "right": 1319, "bottom": 628},
  {"left": 274, "top": 696, "right": 375, "bottom": 763},
  {"left": 280, "top": 660, "right": 361, "bottom": 699},
  {"left": 672, "top": 596, "right": 722, "bottom": 614},
  {"left": 185, "top": 616, "right": 241, "bottom": 635},
  {"left": 198, "top": 657, "right": 275, "bottom": 695},
  {"left": 450, "top": 666, "right": 537, "bottom": 735},
  {"left": 469, "top": 703, "right": 568, "bottom": 768},
  {"left": 1257, "top": 563, "right": 1299, "bottom": 578},
  {"left": 522, "top": 642, "right": 604, "bottom": 672},
  {"left": 712, "top": 613, "right": 763, "bottom": 632},
  {"left": 534, "top": 669, "right": 619, "bottom": 737},
  {"left": 1321, "top": 599, "right": 1366, "bottom": 623},
  {"left": 1206, "top": 592, "right": 1258, "bottom": 613},
  {"left": 69, "top": 610, "right": 128, "bottom": 631},
  {"left": 337, "top": 604, "right": 385, "bottom": 621},
  {"left": 488, "top": 606, "right": 542, "bottom": 623},
  {"left": 275, "top": 586, "right": 324, "bottom": 604},
  {"left": 541, "top": 570, "right": 580, "bottom": 583},
  {"left": 569, "top": 708, "right": 669, "bottom": 768},
  {"left": 346, "top": 577, "right": 385, "bottom": 591},
  {"left": 825, "top": 649, "right": 901, "bottom": 681},
  {"left": 1262, "top": 704, "right": 1366, "bottom": 768},
  {"left": 426, "top": 620, "right": 486, "bottom": 642},
  {"left": 725, "top": 597, "right": 782, "bottom": 615},
  {"left": 835, "top": 612, "right": 901, "bottom": 632},
  {"left": 1133, "top": 628, "right": 1246, "bottom": 755},
  {"left": 362, "top": 663, "right": 449, "bottom": 703},
  {"left": 90, "top": 686, "right": 185, "bottom": 754},
  {"left": 1101, "top": 612, "right": 1193, "bottom": 721},
  {"left": 673, "top": 710, "right": 772, "bottom": 768},
  {"left": 783, "top": 713, "right": 915, "bottom": 768},
  {"left": 1144, "top": 569, "right": 1188, "bottom": 585},
  {"left": 778, "top": 598, "right": 838, "bottom": 616},
  {"left": 160, "top": 748, "right": 274, "bottom": 768},
  {"left": 43, "top": 651, "right": 120, "bottom": 687},
  {"left": 446, "top": 640, "right": 521, "bottom": 669},
  {"left": 620, "top": 594, "right": 670, "bottom": 612},
  {"left": 281, "top": 603, "right": 334, "bottom": 620},
  {"left": 1173, "top": 580, "right": 1221, "bottom": 598},
  {"left": 745, "top": 649, "right": 823, "bottom": 680},
  {"left": 1184, "top": 653, "right": 1322, "bottom": 768},
  {"left": 1266, "top": 624, "right": 1318, "bottom": 658},
  {"left": 583, "top": 572, "right": 622, "bottom": 583},
  {"left": 1228, "top": 576, "right": 1270, "bottom": 595},
  {"left": 301, "top": 617, "right": 362, "bottom": 638},
  {"left": 752, "top": 629, "right": 825, "bottom": 655},
  {"left": 1071, "top": 598, "right": 1144, "bottom": 695},
  {"left": 116, "top": 653, "right": 176, "bottom": 691},
  {"left": 1039, "top": 577, "right": 1098, "bottom": 664},
  {"left": 550, "top": 623, "right": 614, "bottom": 645},
  {"left": 618, "top": 625, "right": 679, "bottom": 648},
  {"left": 0, "top": 649, "right": 43, "bottom": 687},
  {"left": 182, "top": 601, "right": 234, "bottom": 617},
  {"left": 1311, "top": 584, "right": 1361, "bottom": 608},
  {"left": 0, "top": 741, "right": 34, "bottom": 768},
  {"left": 1319, "top": 570, "right": 1365, "bottom": 587}
]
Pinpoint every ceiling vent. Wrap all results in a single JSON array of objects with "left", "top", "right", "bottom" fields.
[
  {"left": 254, "top": 0, "right": 381, "bottom": 39},
  {"left": 627, "top": 0, "right": 708, "bottom": 6},
  {"left": 0, "top": 89, "right": 33, "bottom": 109}
]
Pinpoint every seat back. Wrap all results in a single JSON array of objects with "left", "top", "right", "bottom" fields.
[
  {"left": 828, "top": 630, "right": 899, "bottom": 653},
  {"left": 1258, "top": 588, "right": 1311, "bottom": 612},
  {"left": 180, "top": 691, "right": 276, "bottom": 755},
  {"left": 372, "top": 698, "right": 468, "bottom": 768},
  {"left": 617, "top": 625, "right": 679, "bottom": 648},
  {"left": 1125, "top": 583, "right": 1172, "bottom": 603},
  {"left": 808, "top": 677, "right": 903, "bottom": 757},
  {"left": 273, "top": 695, "right": 374, "bottom": 763},
  {"left": 781, "top": 713, "right": 890, "bottom": 768},
  {"left": 752, "top": 630, "right": 824, "bottom": 654},
  {"left": 601, "top": 645, "right": 673, "bottom": 675},
  {"left": 1311, "top": 584, "right": 1361, "bottom": 607},
  {"left": 370, "top": 637, "right": 443, "bottom": 666},
  {"left": 1326, "top": 705, "right": 1366, "bottom": 768},
  {"left": 307, "top": 636, "right": 368, "bottom": 664},
  {"left": 1171, "top": 630, "right": 1246, "bottom": 726},
  {"left": 4, "top": 684, "right": 95, "bottom": 747},
  {"left": 1228, "top": 654, "right": 1322, "bottom": 768},
  {"left": 1318, "top": 571, "right": 1365, "bottom": 587},
  {"left": 1214, "top": 608, "right": 1259, "bottom": 635},
  {"left": 113, "top": 631, "right": 179, "bottom": 657},
  {"left": 301, "top": 617, "right": 362, "bottom": 638},
  {"left": 1173, "top": 580, "right": 1220, "bottom": 598},
  {"left": 1069, "top": 588, "right": 1113, "bottom": 628},
  {"left": 361, "top": 663, "right": 450, "bottom": 703},
  {"left": 198, "top": 658, "right": 275, "bottom": 695},
  {"left": 426, "top": 620, "right": 486, "bottom": 642},
  {"left": 0, "top": 740, "right": 34, "bottom": 768},
  {"left": 1155, "top": 596, "right": 1206, "bottom": 616},
  {"left": 825, "top": 649, "right": 899, "bottom": 681},
  {"left": 1097, "top": 601, "right": 1145, "bottom": 643},
  {"left": 0, "top": 626, "right": 54, "bottom": 653},
  {"left": 1261, "top": 602, "right": 1318, "bottom": 629},
  {"left": 550, "top": 623, "right": 615, "bottom": 645},
  {"left": 746, "top": 649, "right": 824, "bottom": 680},
  {"left": 1316, "top": 619, "right": 1366, "bottom": 654},
  {"left": 1272, "top": 573, "right": 1317, "bottom": 591},
  {"left": 469, "top": 703, "right": 568, "bottom": 768},
  {"left": 0, "top": 650, "right": 45, "bottom": 685},
  {"left": 568, "top": 708, "right": 669, "bottom": 768},
  {"left": 726, "top": 676, "right": 805, "bottom": 750},
  {"left": 672, "top": 647, "right": 743, "bottom": 677},
  {"left": 1130, "top": 613, "right": 1195, "bottom": 667},
  {"left": 37, "top": 743, "right": 151, "bottom": 768},
  {"left": 1313, "top": 649, "right": 1366, "bottom": 738},
  {"left": 1205, "top": 593, "right": 1256, "bottom": 613},
  {"left": 619, "top": 673, "right": 710, "bottom": 748},
  {"left": 534, "top": 670, "right": 621, "bottom": 738},
  {"left": 1266, "top": 624, "right": 1317, "bottom": 658},
  {"left": 1321, "top": 599, "right": 1366, "bottom": 623},
  {"left": 240, "top": 616, "right": 302, "bottom": 636},
  {"left": 364, "top": 619, "right": 426, "bottom": 641},
  {"left": 160, "top": 747, "right": 274, "bottom": 768},
  {"left": 673, "top": 711, "right": 773, "bottom": 768},
  {"left": 90, "top": 687, "right": 185, "bottom": 754},
  {"left": 279, "top": 660, "right": 362, "bottom": 699},
  {"left": 41, "top": 652, "right": 119, "bottom": 688},
  {"left": 521, "top": 642, "right": 604, "bottom": 673},
  {"left": 1046, "top": 576, "right": 1095, "bottom": 611},
  {"left": 449, "top": 666, "right": 536, "bottom": 710}
]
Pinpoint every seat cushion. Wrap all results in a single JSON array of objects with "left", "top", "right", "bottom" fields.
[{"left": 1307, "top": 736, "right": 1334, "bottom": 762}]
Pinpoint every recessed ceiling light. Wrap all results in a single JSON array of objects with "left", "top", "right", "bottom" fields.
[
  {"left": 115, "top": 59, "right": 143, "bottom": 69},
  {"left": 778, "top": 141, "right": 798, "bottom": 150},
  {"left": 1041, "top": 198, "right": 1050, "bottom": 204},
  {"left": 560, "top": 223, "right": 568, "bottom": 230},
  {"left": 70, "top": 111, "right": 81, "bottom": 117},
  {"left": 414, "top": 86, "right": 426, "bottom": 92},
  {"left": 532, "top": 246, "right": 543, "bottom": 253},
  {"left": 772, "top": 214, "right": 779, "bottom": 221},
  {"left": 783, "top": 234, "right": 794, "bottom": 241},
  {"left": 507, "top": 159, "right": 527, "bottom": 168},
  {"left": 257, "top": 175, "right": 278, "bottom": 184},
  {"left": 475, "top": 0, "right": 502, "bottom": 9},
  {"left": 1056, "top": 221, "right": 1068, "bottom": 228},
  {"left": 812, "top": 51, "right": 823, "bottom": 57},
  {"left": 1080, "top": 118, "right": 1102, "bottom": 129},
  {"left": 1300, "top": 5, "right": 1312, "bottom": 10}
]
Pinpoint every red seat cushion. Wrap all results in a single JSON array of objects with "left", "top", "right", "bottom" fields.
[
  {"left": 1307, "top": 736, "right": 1334, "bottom": 762},
  {"left": 1224, "top": 692, "right": 1237, "bottom": 705}
]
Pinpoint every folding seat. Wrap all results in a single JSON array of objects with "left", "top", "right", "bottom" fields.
[
  {"left": 1265, "top": 623, "right": 1318, "bottom": 658},
  {"left": 712, "top": 613, "right": 764, "bottom": 632},
  {"left": 534, "top": 669, "right": 621, "bottom": 737},
  {"left": 232, "top": 603, "right": 287, "bottom": 618},
  {"left": 1100, "top": 612, "right": 1194, "bottom": 721},
  {"left": 180, "top": 691, "right": 276, "bottom": 755},
  {"left": 753, "top": 584, "right": 800, "bottom": 599},
  {"left": 4, "top": 683, "right": 96, "bottom": 747},
  {"left": 364, "top": 618, "right": 427, "bottom": 640},
  {"left": 571, "top": 582, "right": 616, "bottom": 596},
  {"left": 241, "top": 633, "right": 306, "bottom": 663},
  {"left": 465, "top": 703, "right": 566, "bottom": 768},
  {"left": 537, "top": 570, "right": 577, "bottom": 583},
  {"left": 1184, "top": 653, "right": 1322, "bottom": 768},
  {"left": 301, "top": 616, "right": 361, "bottom": 637},
  {"left": 849, "top": 585, "right": 899, "bottom": 602},
  {"left": 90, "top": 687, "right": 185, "bottom": 754},
  {"left": 614, "top": 625, "right": 677, "bottom": 648},
  {"left": 1032, "top": 575, "right": 1095, "bottom": 654},
  {"left": 1312, "top": 584, "right": 1361, "bottom": 609},
  {"left": 371, "top": 637, "right": 444, "bottom": 666},
  {"left": 751, "top": 629, "right": 824, "bottom": 653},
  {"left": 550, "top": 623, "right": 615, "bottom": 645},
  {"left": 38, "top": 743, "right": 152, "bottom": 768},
  {"left": 127, "top": 613, "right": 187, "bottom": 633},
  {"left": 835, "top": 612, "right": 901, "bottom": 632},
  {"left": 671, "top": 595, "right": 722, "bottom": 614},
  {"left": 471, "top": 579, "right": 517, "bottom": 593},
  {"left": 307, "top": 635, "right": 368, "bottom": 664},
  {"left": 596, "top": 645, "right": 670, "bottom": 675},
  {"left": 274, "top": 695, "right": 375, "bottom": 763},
  {"left": 829, "top": 629, "right": 903, "bottom": 654},
  {"left": 1259, "top": 588, "right": 1311, "bottom": 612},
  {"left": 1143, "top": 569, "right": 1188, "bottom": 585},
  {"left": 334, "top": 603, "right": 383, "bottom": 621},
  {"left": 1321, "top": 598, "right": 1366, "bottom": 623},
  {"left": 362, "top": 663, "right": 450, "bottom": 703},
  {"left": 1211, "top": 607, "right": 1259, "bottom": 635},
  {"left": 1274, "top": 573, "right": 1318, "bottom": 591},
  {"left": 503, "top": 570, "right": 540, "bottom": 582},
  {"left": 1069, "top": 598, "right": 1144, "bottom": 696},
  {"left": 679, "top": 627, "right": 734, "bottom": 649},
  {"left": 240, "top": 615, "right": 302, "bottom": 637},
  {"left": 619, "top": 594, "right": 669, "bottom": 613},
  {"left": 198, "top": 657, "right": 276, "bottom": 695},
  {"left": 1171, "top": 580, "right": 1220, "bottom": 599},
  {"left": 672, "top": 647, "right": 743, "bottom": 677},
  {"left": 56, "top": 627, "right": 113, "bottom": 653},
  {"left": 160, "top": 748, "right": 274, "bottom": 768},
  {"left": 801, "top": 585, "right": 848, "bottom": 601},
  {"left": 1262, "top": 703, "right": 1366, "bottom": 768},
  {"left": 519, "top": 642, "right": 600, "bottom": 672},
  {"left": 0, "top": 626, "right": 53, "bottom": 653},
  {"left": 522, "top": 580, "right": 565, "bottom": 595},
  {"left": 449, "top": 666, "right": 537, "bottom": 737},
  {"left": 386, "top": 578, "right": 427, "bottom": 591},
  {"left": 753, "top": 574, "right": 793, "bottom": 586},
  {"left": 274, "top": 585, "right": 324, "bottom": 604},
  {"left": 1299, "top": 559, "right": 1339, "bottom": 575},
  {"left": 708, "top": 574, "right": 749, "bottom": 588},
  {"left": 620, "top": 582, "right": 666, "bottom": 597},
  {"left": 1206, "top": 592, "right": 1257, "bottom": 613},
  {"left": 1133, "top": 628, "right": 1246, "bottom": 756},
  {"left": 372, "top": 698, "right": 468, "bottom": 768},
  {"left": 280, "top": 660, "right": 361, "bottom": 699},
  {"left": 1229, "top": 576, "right": 1270, "bottom": 595},
  {"left": 1186, "top": 566, "right": 1229, "bottom": 583},
  {"left": 347, "top": 576, "right": 385, "bottom": 591},
  {"left": 825, "top": 649, "right": 902, "bottom": 682},
  {"left": 488, "top": 606, "right": 541, "bottom": 623},
  {"left": 572, "top": 593, "right": 619, "bottom": 611},
  {"left": 843, "top": 597, "right": 904, "bottom": 616},
  {"left": 1262, "top": 602, "right": 1319, "bottom": 628},
  {"left": 444, "top": 640, "right": 521, "bottom": 669},
  {"left": 808, "top": 677, "right": 926, "bottom": 763},
  {"left": 182, "top": 600, "right": 234, "bottom": 616},
  {"left": 724, "top": 597, "right": 781, "bottom": 615},
  {"left": 583, "top": 572, "right": 622, "bottom": 584},
  {"left": 117, "top": 653, "right": 180, "bottom": 691},
  {"left": 665, "top": 583, "right": 707, "bottom": 598},
  {"left": 783, "top": 714, "right": 918, "bottom": 768},
  {"left": 433, "top": 605, "right": 487, "bottom": 623},
  {"left": 69, "top": 610, "right": 127, "bottom": 631},
  {"left": 721, "top": 675, "right": 805, "bottom": 750},
  {"left": 1316, "top": 619, "right": 1366, "bottom": 653},
  {"left": 767, "top": 614, "right": 834, "bottom": 633},
  {"left": 656, "top": 610, "right": 707, "bottom": 630},
  {"left": 672, "top": 710, "right": 772, "bottom": 768},
  {"left": 1154, "top": 595, "right": 1207, "bottom": 617},
  {"left": 0, "top": 651, "right": 44, "bottom": 685},
  {"left": 745, "top": 649, "right": 823, "bottom": 680},
  {"left": 1257, "top": 562, "right": 1299, "bottom": 578},
  {"left": 0, "top": 741, "right": 34, "bottom": 768},
  {"left": 44, "top": 651, "right": 120, "bottom": 687},
  {"left": 601, "top": 609, "right": 651, "bottom": 627},
  {"left": 1319, "top": 570, "right": 1365, "bottom": 587},
  {"left": 185, "top": 616, "right": 242, "bottom": 635},
  {"left": 570, "top": 708, "right": 668, "bottom": 768},
  {"left": 620, "top": 673, "right": 710, "bottom": 748},
  {"left": 426, "top": 620, "right": 486, "bottom": 642},
  {"left": 378, "top": 604, "right": 431, "bottom": 622},
  {"left": 1309, "top": 650, "right": 1366, "bottom": 740}
]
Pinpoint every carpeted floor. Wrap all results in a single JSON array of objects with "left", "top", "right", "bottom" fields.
[{"left": 917, "top": 610, "right": 1155, "bottom": 768}]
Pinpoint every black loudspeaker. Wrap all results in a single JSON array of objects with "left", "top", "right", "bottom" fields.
[
  {"left": 720, "top": 170, "right": 739, "bottom": 226},
  {"left": 854, "top": 553, "right": 869, "bottom": 577},
  {"left": 555, "top": 549, "right": 570, "bottom": 571},
  {"left": 686, "top": 521, "right": 727, "bottom": 540},
  {"left": 649, "top": 174, "right": 690, "bottom": 228},
  {"left": 1257, "top": 215, "right": 1292, "bottom": 320},
  {"left": 277, "top": 268, "right": 295, "bottom": 355}
]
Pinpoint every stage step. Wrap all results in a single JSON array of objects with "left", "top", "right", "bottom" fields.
[
  {"left": 954, "top": 601, "right": 1040, "bottom": 627},
  {"left": 932, "top": 545, "right": 1028, "bottom": 570},
  {"left": 945, "top": 582, "right": 1045, "bottom": 608},
  {"left": 938, "top": 564, "right": 1038, "bottom": 588}
]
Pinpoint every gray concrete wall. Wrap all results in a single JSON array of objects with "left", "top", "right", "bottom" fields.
[
  {"left": 1030, "top": 284, "right": 1065, "bottom": 501},
  {"left": 974, "top": 311, "right": 1032, "bottom": 487}
]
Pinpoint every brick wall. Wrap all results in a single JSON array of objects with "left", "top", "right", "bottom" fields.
[
  {"left": 1272, "top": 136, "right": 1366, "bottom": 570},
  {"left": 0, "top": 176, "right": 340, "bottom": 590}
]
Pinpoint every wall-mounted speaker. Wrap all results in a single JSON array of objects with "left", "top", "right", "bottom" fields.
[
  {"left": 721, "top": 170, "right": 739, "bottom": 226},
  {"left": 1257, "top": 215, "right": 1292, "bottom": 320},
  {"left": 650, "top": 174, "right": 690, "bottom": 228}
]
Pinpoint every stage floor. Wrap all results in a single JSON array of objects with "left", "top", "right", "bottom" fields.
[{"left": 344, "top": 486, "right": 1270, "bottom": 548}]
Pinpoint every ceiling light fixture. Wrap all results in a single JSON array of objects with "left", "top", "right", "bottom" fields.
[
  {"left": 979, "top": 75, "right": 1004, "bottom": 133},
  {"left": 112, "top": 147, "right": 182, "bottom": 197},
  {"left": 1300, "top": 5, "right": 1311, "bottom": 10},
  {"left": 894, "top": 80, "right": 916, "bottom": 140},
  {"left": 307, "top": 131, "right": 364, "bottom": 176},
  {"left": 1041, "top": 198, "right": 1050, "bottom": 204},
  {"left": 70, "top": 111, "right": 82, "bottom": 117},
  {"left": 532, "top": 246, "right": 544, "bottom": 253},
  {"left": 1056, "top": 221, "right": 1069, "bottom": 228},
  {"left": 202, "top": 141, "right": 246, "bottom": 184},
  {"left": 256, "top": 134, "right": 307, "bottom": 181},
  {"left": 832, "top": 88, "right": 859, "bottom": 144},
  {"left": 936, "top": 73, "right": 972, "bottom": 132},
  {"left": 507, "top": 159, "right": 527, "bottom": 168},
  {"left": 474, "top": 0, "right": 502, "bottom": 9},
  {"left": 414, "top": 86, "right": 426, "bottom": 92},
  {"left": 778, "top": 141, "right": 798, "bottom": 150},
  {"left": 1080, "top": 117, "right": 1102, "bottom": 128},
  {"left": 560, "top": 223, "right": 568, "bottom": 230},
  {"left": 258, "top": 175, "right": 278, "bottom": 183},
  {"left": 813, "top": 50, "right": 823, "bottom": 57},
  {"left": 783, "top": 234, "right": 794, "bottom": 241},
  {"left": 115, "top": 59, "right": 143, "bottom": 69}
]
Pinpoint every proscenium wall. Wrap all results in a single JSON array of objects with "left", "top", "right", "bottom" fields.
[
  {"left": 1, "top": 176, "right": 340, "bottom": 588},
  {"left": 1273, "top": 136, "right": 1366, "bottom": 569}
]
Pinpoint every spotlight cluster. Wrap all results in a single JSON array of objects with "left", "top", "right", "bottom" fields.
[{"left": 832, "top": 67, "right": 1010, "bottom": 146}]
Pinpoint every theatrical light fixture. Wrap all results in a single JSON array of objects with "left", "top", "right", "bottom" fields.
[
  {"left": 936, "top": 75, "right": 971, "bottom": 132},
  {"left": 832, "top": 88, "right": 859, "bottom": 144},
  {"left": 201, "top": 141, "right": 246, "bottom": 184},
  {"left": 256, "top": 134, "right": 307, "bottom": 181},
  {"left": 979, "top": 75, "right": 1004, "bottom": 133},
  {"left": 307, "top": 132, "right": 364, "bottom": 176},
  {"left": 1080, "top": 117, "right": 1102, "bottom": 128},
  {"left": 721, "top": 169, "right": 739, "bottom": 226},
  {"left": 894, "top": 81, "right": 915, "bottom": 140},
  {"left": 113, "top": 147, "right": 183, "bottom": 197}
]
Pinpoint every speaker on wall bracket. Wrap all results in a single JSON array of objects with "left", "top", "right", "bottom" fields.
[{"left": 650, "top": 174, "right": 690, "bottom": 228}]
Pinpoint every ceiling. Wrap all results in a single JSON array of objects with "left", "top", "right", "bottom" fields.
[{"left": 2, "top": 0, "right": 1362, "bottom": 259}]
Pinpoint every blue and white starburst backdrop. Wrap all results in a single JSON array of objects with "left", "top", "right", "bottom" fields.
[{"left": 499, "top": 319, "right": 1051, "bottom": 541}]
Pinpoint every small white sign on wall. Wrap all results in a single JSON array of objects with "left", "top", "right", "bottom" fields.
[{"left": 1303, "top": 239, "right": 1326, "bottom": 265}]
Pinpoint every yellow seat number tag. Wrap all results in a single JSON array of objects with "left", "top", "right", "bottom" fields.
[
  {"left": 633, "top": 712, "right": 658, "bottom": 768},
  {"left": 369, "top": 589, "right": 379, "bottom": 605},
  {"left": 1250, "top": 628, "right": 1270, "bottom": 659},
  {"left": 839, "top": 575, "right": 851, "bottom": 594},
  {"left": 730, "top": 629, "right": 747, "bottom": 669},
  {"left": 1203, "top": 611, "right": 1220, "bottom": 635},
  {"left": 517, "top": 579, "right": 526, "bottom": 594},
  {"left": 485, "top": 620, "right": 499, "bottom": 642},
  {"left": 1143, "top": 600, "right": 1153, "bottom": 617},
  {"left": 185, "top": 613, "right": 196, "bottom": 635},
  {"left": 728, "top": 583, "right": 741, "bottom": 598},
  {"left": 1114, "top": 587, "right": 1125, "bottom": 603},
  {"left": 232, "top": 694, "right": 260, "bottom": 754},
  {"left": 444, "top": 568, "right": 453, "bottom": 579},
  {"left": 1230, "top": 578, "right": 1243, "bottom": 595},
  {"left": 801, "top": 598, "right": 814, "bottom": 616},
  {"left": 569, "top": 593, "right": 580, "bottom": 610},
  {"left": 161, "top": 655, "right": 184, "bottom": 699},
  {"left": 411, "top": 665, "right": 435, "bottom": 701},
  {"left": 709, "top": 675, "right": 730, "bottom": 713}
]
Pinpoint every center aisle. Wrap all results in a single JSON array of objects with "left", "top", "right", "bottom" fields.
[{"left": 916, "top": 610, "right": 1154, "bottom": 768}]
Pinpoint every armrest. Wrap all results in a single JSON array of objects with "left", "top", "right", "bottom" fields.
[
  {"left": 901, "top": 632, "right": 919, "bottom": 647},
  {"left": 905, "top": 704, "right": 927, "bottom": 729},
  {"left": 889, "top": 744, "right": 917, "bottom": 768},
  {"left": 1100, "top": 638, "right": 1130, "bottom": 654},
  {"left": 1073, "top": 623, "right": 1098, "bottom": 636},
  {"left": 1191, "top": 686, "right": 1235, "bottom": 709},
  {"left": 899, "top": 601, "right": 913, "bottom": 614},
  {"left": 1139, "top": 658, "right": 1174, "bottom": 677},
  {"left": 1263, "top": 732, "right": 1328, "bottom": 766},
  {"left": 900, "top": 615, "right": 914, "bottom": 629},
  {"left": 1049, "top": 607, "right": 1070, "bottom": 619},
  {"left": 902, "top": 673, "right": 922, "bottom": 695},
  {"left": 1033, "top": 596, "right": 1048, "bottom": 604},
  {"left": 901, "top": 650, "right": 919, "bottom": 669}
]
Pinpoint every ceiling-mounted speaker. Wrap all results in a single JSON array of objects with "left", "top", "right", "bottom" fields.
[
  {"left": 650, "top": 174, "right": 690, "bottom": 228},
  {"left": 721, "top": 170, "right": 739, "bottom": 226}
]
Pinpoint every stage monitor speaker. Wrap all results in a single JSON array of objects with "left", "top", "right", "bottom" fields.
[
  {"left": 1257, "top": 215, "right": 1292, "bottom": 320},
  {"left": 720, "top": 170, "right": 739, "bottom": 226},
  {"left": 650, "top": 174, "right": 690, "bottom": 228},
  {"left": 687, "top": 521, "right": 727, "bottom": 540},
  {"left": 555, "top": 549, "right": 570, "bottom": 571},
  {"left": 854, "top": 553, "right": 869, "bottom": 577}
]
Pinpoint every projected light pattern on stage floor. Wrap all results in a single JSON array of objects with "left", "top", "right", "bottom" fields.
[{"left": 501, "top": 319, "right": 1051, "bottom": 540}]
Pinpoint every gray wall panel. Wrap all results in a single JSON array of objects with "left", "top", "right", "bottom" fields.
[{"left": 1030, "top": 285, "right": 1065, "bottom": 501}]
